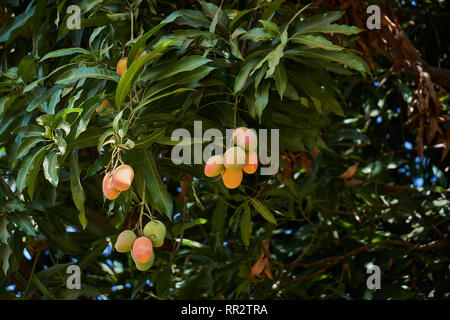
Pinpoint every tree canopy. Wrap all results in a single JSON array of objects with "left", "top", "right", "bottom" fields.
[{"left": 0, "top": 0, "right": 449, "bottom": 300}]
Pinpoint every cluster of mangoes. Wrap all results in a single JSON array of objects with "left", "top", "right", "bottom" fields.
[
  {"left": 204, "top": 127, "right": 258, "bottom": 189},
  {"left": 114, "top": 220, "right": 167, "bottom": 271},
  {"left": 102, "top": 164, "right": 134, "bottom": 200}
]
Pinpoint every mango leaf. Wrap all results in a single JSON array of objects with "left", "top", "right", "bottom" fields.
[
  {"left": 143, "top": 55, "right": 211, "bottom": 82},
  {"left": 43, "top": 149, "right": 60, "bottom": 187},
  {"left": 234, "top": 58, "right": 258, "bottom": 93},
  {"left": 0, "top": 216, "right": 8, "bottom": 245},
  {"left": 292, "top": 49, "right": 367, "bottom": 73},
  {"left": 26, "top": 84, "right": 66, "bottom": 112},
  {"left": 252, "top": 199, "right": 277, "bottom": 224},
  {"left": 40, "top": 48, "right": 91, "bottom": 61},
  {"left": 135, "top": 127, "right": 166, "bottom": 149},
  {"left": 254, "top": 80, "right": 270, "bottom": 121},
  {"left": 15, "top": 136, "right": 45, "bottom": 162},
  {"left": 128, "top": 23, "right": 167, "bottom": 66},
  {"left": 292, "top": 35, "right": 343, "bottom": 51},
  {"left": 162, "top": 10, "right": 210, "bottom": 29},
  {"left": 273, "top": 64, "right": 287, "bottom": 100},
  {"left": 70, "top": 151, "right": 87, "bottom": 229},
  {"left": 240, "top": 203, "right": 252, "bottom": 247},
  {"left": 294, "top": 11, "right": 344, "bottom": 34},
  {"left": 56, "top": 67, "right": 120, "bottom": 85},
  {"left": 141, "top": 150, "right": 173, "bottom": 220},
  {"left": 0, "top": 2, "right": 36, "bottom": 43},
  {"left": 9, "top": 213, "right": 35, "bottom": 236},
  {"left": 16, "top": 147, "right": 48, "bottom": 194},
  {"left": 1, "top": 245, "right": 12, "bottom": 275},
  {"left": 259, "top": 20, "right": 280, "bottom": 37},
  {"left": 265, "top": 44, "right": 285, "bottom": 78},
  {"left": 27, "top": 146, "right": 49, "bottom": 199}
]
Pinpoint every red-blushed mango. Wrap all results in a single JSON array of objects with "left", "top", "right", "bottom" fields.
[
  {"left": 204, "top": 155, "right": 224, "bottom": 177},
  {"left": 133, "top": 251, "right": 155, "bottom": 271},
  {"left": 102, "top": 172, "right": 121, "bottom": 200},
  {"left": 114, "top": 230, "right": 136, "bottom": 253},
  {"left": 96, "top": 99, "right": 112, "bottom": 113},
  {"left": 143, "top": 220, "right": 166, "bottom": 247},
  {"left": 222, "top": 169, "right": 243, "bottom": 189},
  {"left": 243, "top": 151, "right": 258, "bottom": 174},
  {"left": 224, "top": 146, "right": 246, "bottom": 172},
  {"left": 116, "top": 57, "right": 128, "bottom": 76},
  {"left": 132, "top": 237, "right": 153, "bottom": 264},
  {"left": 112, "top": 164, "right": 134, "bottom": 191},
  {"left": 232, "top": 127, "right": 257, "bottom": 151}
]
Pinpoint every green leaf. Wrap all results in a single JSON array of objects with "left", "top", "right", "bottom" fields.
[
  {"left": 144, "top": 66, "right": 214, "bottom": 98},
  {"left": 199, "top": 1, "right": 229, "bottom": 33},
  {"left": 0, "top": 2, "right": 36, "bottom": 44},
  {"left": 229, "top": 8, "right": 256, "bottom": 30},
  {"left": 23, "top": 63, "right": 76, "bottom": 93},
  {"left": 27, "top": 146, "right": 48, "bottom": 199},
  {"left": 15, "top": 137, "right": 45, "bottom": 162},
  {"left": 40, "top": 48, "right": 91, "bottom": 61},
  {"left": 0, "top": 216, "right": 8, "bottom": 245},
  {"left": 294, "top": 11, "right": 344, "bottom": 34},
  {"left": 252, "top": 199, "right": 277, "bottom": 224},
  {"left": 97, "top": 129, "right": 115, "bottom": 153},
  {"left": 259, "top": 20, "right": 280, "bottom": 37},
  {"left": 9, "top": 213, "right": 35, "bottom": 236},
  {"left": 135, "top": 127, "right": 166, "bottom": 149},
  {"left": 56, "top": 67, "right": 120, "bottom": 85},
  {"left": 115, "top": 40, "right": 173, "bottom": 110},
  {"left": 292, "top": 35, "right": 343, "bottom": 51},
  {"left": 43, "top": 149, "right": 60, "bottom": 187},
  {"left": 241, "top": 28, "right": 272, "bottom": 42},
  {"left": 311, "top": 24, "right": 361, "bottom": 35},
  {"left": 16, "top": 147, "right": 48, "bottom": 194},
  {"left": 67, "top": 127, "right": 106, "bottom": 152},
  {"left": 234, "top": 58, "right": 258, "bottom": 93},
  {"left": 134, "top": 88, "right": 194, "bottom": 113},
  {"left": 254, "top": 80, "right": 270, "bottom": 121},
  {"left": 70, "top": 151, "right": 87, "bottom": 229},
  {"left": 240, "top": 203, "right": 252, "bottom": 247},
  {"left": 26, "top": 85, "right": 65, "bottom": 112},
  {"left": 31, "top": 275, "right": 57, "bottom": 300},
  {"left": 128, "top": 23, "right": 167, "bottom": 66},
  {"left": 265, "top": 44, "right": 285, "bottom": 78},
  {"left": 261, "top": 0, "right": 286, "bottom": 20},
  {"left": 293, "top": 49, "right": 367, "bottom": 73},
  {"left": 73, "top": 95, "right": 106, "bottom": 139},
  {"left": 141, "top": 150, "right": 173, "bottom": 220},
  {"left": 162, "top": 9, "right": 211, "bottom": 29},
  {"left": 273, "top": 64, "right": 287, "bottom": 100},
  {"left": 143, "top": 56, "right": 211, "bottom": 82},
  {"left": 1, "top": 245, "right": 12, "bottom": 275}
]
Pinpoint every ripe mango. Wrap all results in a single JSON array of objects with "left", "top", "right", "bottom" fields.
[
  {"left": 243, "top": 151, "right": 258, "bottom": 174},
  {"left": 116, "top": 57, "right": 128, "bottom": 76},
  {"left": 132, "top": 237, "right": 153, "bottom": 264},
  {"left": 112, "top": 164, "right": 134, "bottom": 191},
  {"left": 102, "top": 172, "right": 121, "bottom": 200},
  {"left": 222, "top": 169, "right": 243, "bottom": 189},
  {"left": 232, "top": 127, "right": 258, "bottom": 151},
  {"left": 204, "top": 155, "right": 224, "bottom": 177},
  {"left": 224, "top": 146, "right": 246, "bottom": 172}
]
